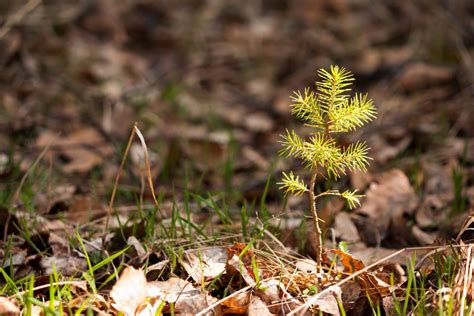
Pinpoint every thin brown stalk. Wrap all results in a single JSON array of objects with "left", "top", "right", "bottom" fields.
[
  {"left": 103, "top": 123, "right": 137, "bottom": 244},
  {"left": 309, "top": 166, "right": 322, "bottom": 268}
]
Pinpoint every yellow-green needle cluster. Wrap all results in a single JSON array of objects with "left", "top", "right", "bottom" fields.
[{"left": 278, "top": 65, "right": 376, "bottom": 266}]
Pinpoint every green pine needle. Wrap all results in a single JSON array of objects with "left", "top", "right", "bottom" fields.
[
  {"left": 279, "top": 65, "right": 376, "bottom": 200},
  {"left": 278, "top": 172, "right": 308, "bottom": 196},
  {"left": 329, "top": 93, "right": 376, "bottom": 132},
  {"left": 279, "top": 129, "right": 306, "bottom": 159},
  {"left": 290, "top": 88, "right": 325, "bottom": 128},
  {"left": 278, "top": 65, "right": 376, "bottom": 267},
  {"left": 341, "top": 189, "right": 364, "bottom": 209},
  {"left": 341, "top": 141, "right": 371, "bottom": 172},
  {"left": 316, "top": 65, "right": 355, "bottom": 111}
]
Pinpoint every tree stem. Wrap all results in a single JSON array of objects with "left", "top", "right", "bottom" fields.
[{"left": 309, "top": 166, "right": 323, "bottom": 268}]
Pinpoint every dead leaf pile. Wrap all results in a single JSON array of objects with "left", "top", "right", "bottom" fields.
[
  {"left": 0, "top": 0, "right": 472, "bottom": 314},
  {"left": 106, "top": 243, "right": 402, "bottom": 315}
]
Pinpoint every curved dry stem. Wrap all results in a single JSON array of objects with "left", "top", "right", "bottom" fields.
[{"left": 103, "top": 123, "right": 137, "bottom": 244}]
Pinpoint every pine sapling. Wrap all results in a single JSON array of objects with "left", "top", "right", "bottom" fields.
[{"left": 278, "top": 65, "right": 377, "bottom": 267}]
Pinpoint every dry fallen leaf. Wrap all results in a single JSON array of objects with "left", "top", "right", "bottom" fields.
[
  {"left": 221, "top": 291, "right": 250, "bottom": 314},
  {"left": 40, "top": 256, "right": 87, "bottom": 276},
  {"left": 382, "top": 296, "right": 396, "bottom": 315},
  {"left": 181, "top": 247, "right": 227, "bottom": 283},
  {"left": 174, "top": 291, "right": 219, "bottom": 315},
  {"left": 36, "top": 128, "right": 113, "bottom": 173},
  {"left": 0, "top": 297, "right": 20, "bottom": 316},
  {"left": 255, "top": 279, "right": 301, "bottom": 314},
  {"left": 227, "top": 254, "right": 256, "bottom": 286},
  {"left": 327, "top": 250, "right": 391, "bottom": 306},
  {"left": 183, "top": 138, "right": 227, "bottom": 171},
  {"left": 310, "top": 285, "right": 342, "bottom": 315},
  {"left": 146, "top": 277, "right": 195, "bottom": 303},
  {"left": 396, "top": 63, "right": 455, "bottom": 92},
  {"left": 34, "top": 184, "right": 75, "bottom": 215},
  {"left": 350, "top": 169, "right": 372, "bottom": 192},
  {"left": 350, "top": 48, "right": 381, "bottom": 76},
  {"left": 226, "top": 243, "right": 258, "bottom": 286},
  {"left": 110, "top": 266, "right": 148, "bottom": 315},
  {"left": 65, "top": 196, "right": 104, "bottom": 224},
  {"left": 339, "top": 280, "right": 361, "bottom": 311},
  {"left": 368, "top": 133, "right": 412, "bottom": 164},
  {"left": 329, "top": 250, "right": 365, "bottom": 274},
  {"left": 127, "top": 236, "right": 147, "bottom": 258},
  {"left": 294, "top": 258, "right": 318, "bottom": 274},
  {"left": 112, "top": 268, "right": 219, "bottom": 314},
  {"left": 333, "top": 212, "right": 360, "bottom": 242},
  {"left": 411, "top": 225, "right": 436, "bottom": 245},
  {"left": 146, "top": 278, "right": 219, "bottom": 314},
  {"left": 416, "top": 195, "right": 448, "bottom": 229},
  {"left": 242, "top": 112, "right": 274, "bottom": 133},
  {"left": 2, "top": 250, "right": 27, "bottom": 269},
  {"left": 247, "top": 295, "right": 273, "bottom": 316},
  {"left": 355, "top": 169, "right": 418, "bottom": 246}
]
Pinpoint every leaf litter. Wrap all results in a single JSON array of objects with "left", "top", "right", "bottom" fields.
[{"left": 0, "top": 0, "right": 473, "bottom": 314}]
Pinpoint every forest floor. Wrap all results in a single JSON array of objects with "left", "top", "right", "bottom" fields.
[{"left": 0, "top": 0, "right": 473, "bottom": 314}]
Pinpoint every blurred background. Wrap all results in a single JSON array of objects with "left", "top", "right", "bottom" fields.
[{"left": 0, "top": 0, "right": 473, "bottom": 251}]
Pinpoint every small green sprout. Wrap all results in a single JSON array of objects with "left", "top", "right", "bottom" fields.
[{"left": 278, "top": 65, "right": 377, "bottom": 267}]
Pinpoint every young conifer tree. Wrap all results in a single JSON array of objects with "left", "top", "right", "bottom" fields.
[{"left": 278, "top": 65, "right": 376, "bottom": 267}]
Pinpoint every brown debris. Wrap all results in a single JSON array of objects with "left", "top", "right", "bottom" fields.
[
  {"left": 0, "top": 297, "right": 20, "bottom": 316},
  {"left": 355, "top": 169, "right": 418, "bottom": 246},
  {"left": 36, "top": 128, "right": 114, "bottom": 173},
  {"left": 396, "top": 63, "right": 456, "bottom": 92},
  {"left": 0, "top": 0, "right": 472, "bottom": 314},
  {"left": 334, "top": 211, "right": 360, "bottom": 242}
]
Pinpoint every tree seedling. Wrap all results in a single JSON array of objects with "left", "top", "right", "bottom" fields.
[{"left": 278, "top": 65, "right": 377, "bottom": 267}]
